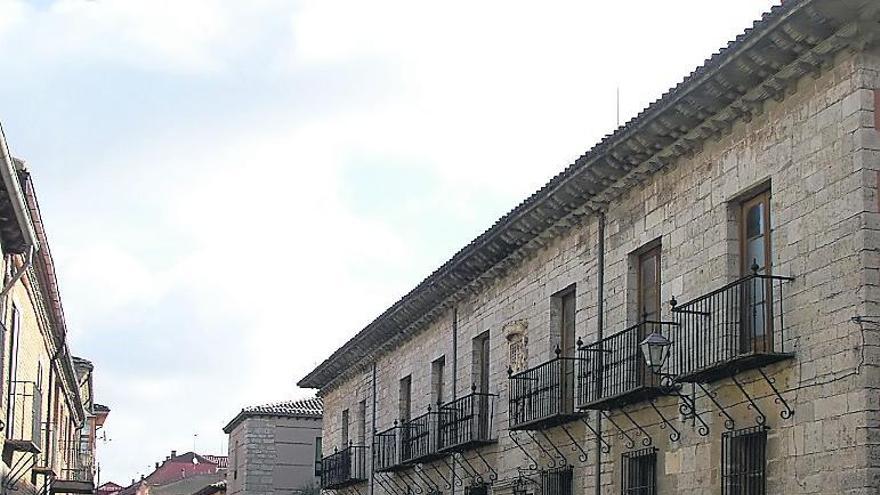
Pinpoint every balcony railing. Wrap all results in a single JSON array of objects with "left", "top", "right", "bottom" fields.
[
  {"left": 373, "top": 425, "right": 404, "bottom": 473},
  {"left": 7, "top": 381, "right": 42, "bottom": 448},
  {"left": 320, "top": 445, "right": 368, "bottom": 489},
  {"left": 669, "top": 273, "right": 793, "bottom": 383},
  {"left": 438, "top": 390, "right": 496, "bottom": 453},
  {"left": 508, "top": 354, "right": 587, "bottom": 430},
  {"left": 577, "top": 322, "right": 676, "bottom": 410},
  {"left": 51, "top": 445, "right": 95, "bottom": 495},
  {"left": 401, "top": 408, "right": 443, "bottom": 464}
]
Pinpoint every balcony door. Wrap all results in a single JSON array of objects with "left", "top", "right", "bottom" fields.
[
  {"left": 740, "top": 190, "right": 772, "bottom": 354},
  {"left": 473, "top": 332, "right": 490, "bottom": 439},
  {"left": 638, "top": 247, "right": 661, "bottom": 384},
  {"left": 558, "top": 289, "right": 576, "bottom": 414}
]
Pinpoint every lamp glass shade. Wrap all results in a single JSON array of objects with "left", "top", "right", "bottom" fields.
[{"left": 640, "top": 332, "right": 671, "bottom": 372}]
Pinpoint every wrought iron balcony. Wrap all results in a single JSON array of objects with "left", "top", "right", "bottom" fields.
[
  {"left": 438, "top": 389, "right": 496, "bottom": 453},
  {"left": 508, "top": 353, "right": 587, "bottom": 430},
  {"left": 401, "top": 408, "right": 444, "bottom": 464},
  {"left": 576, "top": 321, "right": 676, "bottom": 410},
  {"left": 373, "top": 425, "right": 406, "bottom": 473},
  {"left": 320, "top": 444, "right": 368, "bottom": 489},
  {"left": 669, "top": 273, "right": 794, "bottom": 383}
]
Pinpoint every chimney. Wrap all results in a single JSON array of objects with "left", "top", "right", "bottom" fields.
[
  {"left": 155, "top": 462, "right": 159, "bottom": 469},
  {"left": 131, "top": 479, "right": 135, "bottom": 486},
  {"left": 171, "top": 450, "right": 177, "bottom": 458}
]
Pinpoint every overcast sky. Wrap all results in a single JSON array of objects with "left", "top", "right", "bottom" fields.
[{"left": 0, "top": 0, "right": 778, "bottom": 484}]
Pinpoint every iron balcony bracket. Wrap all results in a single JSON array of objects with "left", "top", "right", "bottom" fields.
[
  {"left": 388, "top": 475, "right": 409, "bottom": 495},
  {"left": 455, "top": 452, "right": 482, "bottom": 485},
  {"left": 524, "top": 430, "right": 558, "bottom": 468},
  {"left": 443, "top": 457, "right": 463, "bottom": 487},
  {"left": 400, "top": 468, "right": 425, "bottom": 494},
  {"left": 560, "top": 423, "right": 589, "bottom": 463},
  {"left": 4, "top": 452, "right": 35, "bottom": 491},
  {"left": 757, "top": 367, "right": 794, "bottom": 420},
  {"left": 731, "top": 374, "right": 767, "bottom": 426},
  {"left": 538, "top": 429, "right": 569, "bottom": 468},
  {"left": 695, "top": 382, "right": 736, "bottom": 430},
  {"left": 674, "top": 390, "right": 710, "bottom": 436},
  {"left": 472, "top": 449, "right": 498, "bottom": 482},
  {"left": 388, "top": 473, "right": 411, "bottom": 495},
  {"left": 600, "top": 410, "right": 636, "bottom": 450},
  {"left": 374, "top": 473, "right": 403, "bottom": 495},
  {"left": 414, "top": 464, "right": 440, "bottom": 492},
  {"left": 427, "top": 461, "right": 452, "bottom": 490},
  {"left": 619, "top": 405, "right": 653, "bottom": 447},
  {"left": 508, "top": 430, "right": 539, "bottom": 471},
  {"left": 648, "top": 399, "right": 680, "bottom": 443},
  {"left": 578, "top": 417, "right": 611, "bottom": 453}
]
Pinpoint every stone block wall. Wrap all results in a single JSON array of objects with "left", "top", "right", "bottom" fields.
[
  {"left": 228, "top": 416, "right": 322, "bottom": 495},
  {"left": 319, "top": 44, "right": 880, "bottom": 495}
]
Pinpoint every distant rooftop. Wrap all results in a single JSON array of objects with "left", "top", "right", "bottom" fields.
[{"left": 223, "top": 397, "right": 323, "bottom": 433}]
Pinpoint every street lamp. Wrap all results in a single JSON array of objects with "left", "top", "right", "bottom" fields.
[{"left": 639, "top": 331, "right": 671, "bottom": 374}]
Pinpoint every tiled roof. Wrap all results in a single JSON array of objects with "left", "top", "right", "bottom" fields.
[
  {"left": 298, "top": 0, "right": 880, "bottom": 391},
  {"left": 243, "top": 397, "right": 323, "bottom": 416},
  {"left": 144, "top": 453, "right": 222, "bottom": 486},
  {"left": 223, "top": 397, "right": 323, "bottom": 433}
]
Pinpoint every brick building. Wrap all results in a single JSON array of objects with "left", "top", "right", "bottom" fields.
[
  {"left": 223, "top": 397, "right": 323, "bottom": 495},
  {"left": 0, "top": 125, "right": 108, "bottom": 495},
  {"left": 300, "top": 1, "right": 880, "bottom": 494}
]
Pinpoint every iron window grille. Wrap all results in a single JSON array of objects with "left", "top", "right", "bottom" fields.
[
  {"left": 540, "top": 467, "right": 572, "bottom": 495},
  {"left": 621, "top": 448, "right": 656, "bottom": 495},
  {"left": 722, "top": 426, "right": 768, "bottom": 495}
]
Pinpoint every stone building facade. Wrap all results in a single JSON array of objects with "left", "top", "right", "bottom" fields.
[
  {"left": 300, "top": 1, "right": 880, "bottom": 494},
  {"left": 0, "top": 124, "right": 107, "bottom": 495},
  {"left": 224, "top": 398, "right": 323, "bottom": 495}
]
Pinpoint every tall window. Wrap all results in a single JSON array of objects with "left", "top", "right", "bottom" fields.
[
  {"left": 553, "top": 287, "right": 576, "bottom": 413},
  {"left": 472, "top": 332, "right": 490, "bottom": 394},
  {"left": 314, "top": 437, "right": 322, "bottom": 476},
  {"left": 6, "top": 304, "right": 20, "bottom": 437},
  {"left": 399, "top": 376, "right": 412, "bottom": 422},
  {"left": 740, "top": 189, "right": 772, "bottom": 353},
  {"left": 638, "top": 247, "right": 661, "bottom": 323},
  {"left": 621, "top": 448, "right": 657, "bottom": 495},
  {"left": 722, "top": 426, "right": 768, "bottom": 495},
  {"left": 341, "top": 409, "right": 349, "bottom": 448},
  {"left": 357, "top": 400, "right": 367, "bottom": 445},
  {"left": 431, "top": 357, "right": 446, "bottom": 405}
]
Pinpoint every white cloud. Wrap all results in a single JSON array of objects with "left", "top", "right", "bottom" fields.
[{"left": 0, "top": 0, "right": 295, "bottom": 73}]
